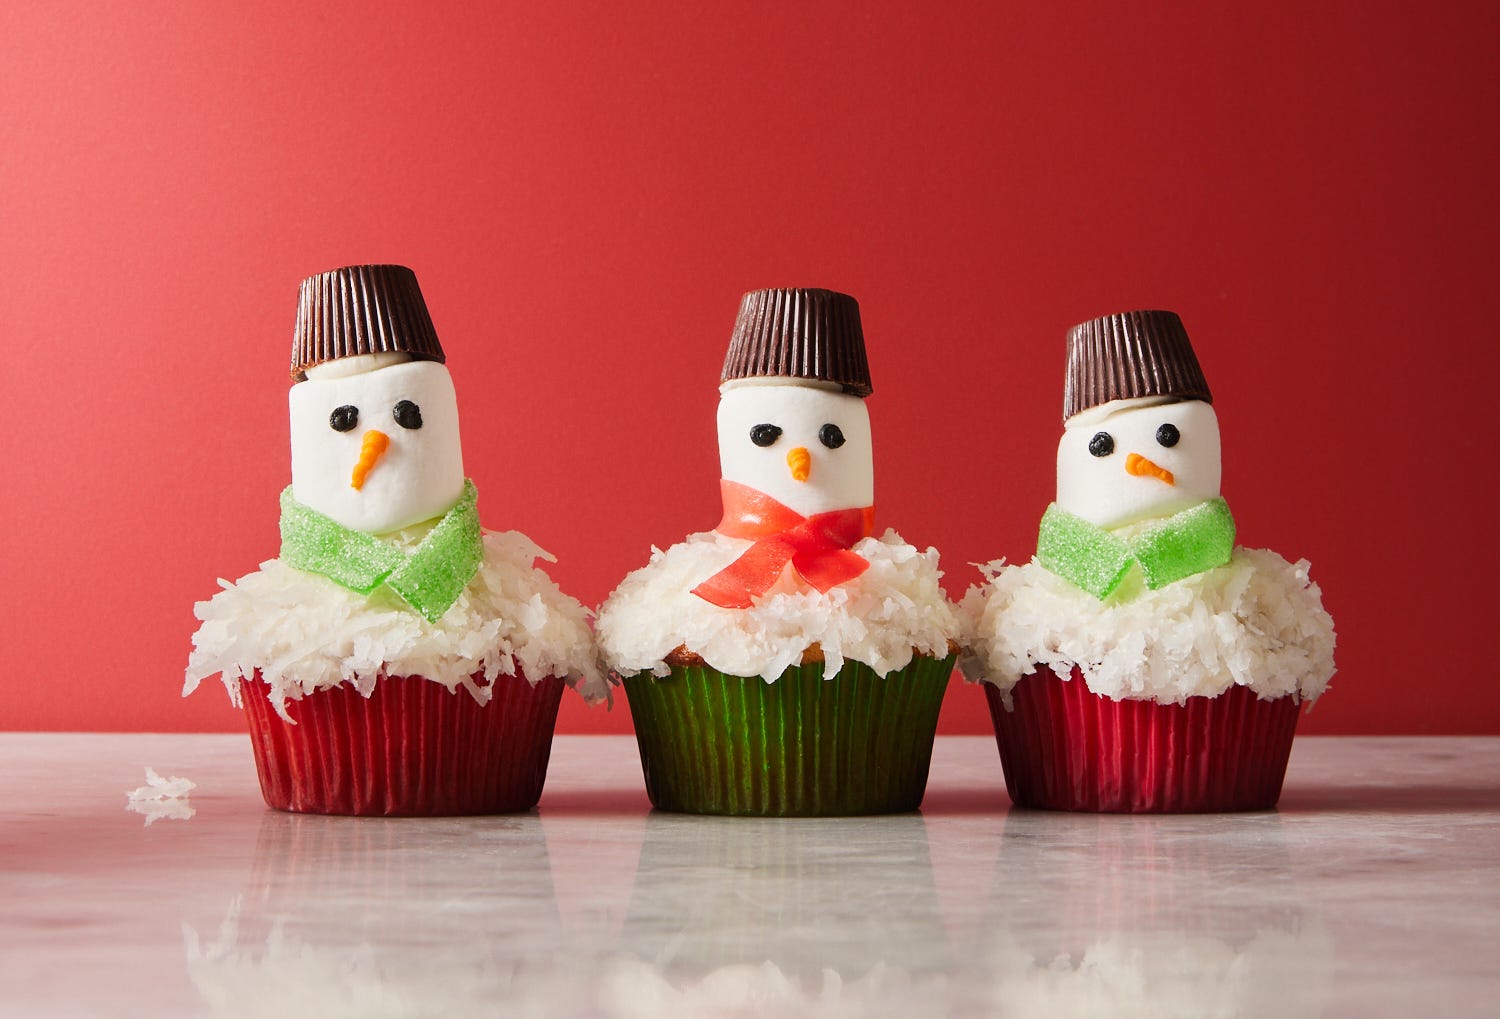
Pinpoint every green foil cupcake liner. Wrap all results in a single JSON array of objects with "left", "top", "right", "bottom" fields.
[{"left": 623, "top": 654, "right": 954, "bottom": 816}]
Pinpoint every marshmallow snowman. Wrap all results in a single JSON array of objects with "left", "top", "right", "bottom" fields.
[
  {"left": 717, "top": 379, "right": 874, "bottom": 517},
  {"left": 1051, "top": 309, "right": 1223, "bottom": 532},
  {"left": 689, "top": 288, "right": 879, "bottom": 610},
  {"left": 289, "top": 354, "right": 465, "bottom": 535},
  {"left": 1055, "top": 395, "right": 1221, "bottom": 530}
]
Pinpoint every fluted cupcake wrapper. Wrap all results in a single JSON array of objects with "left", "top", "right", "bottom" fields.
[
  {"left": 623, "top": 655, "right": 953, "bottom": 816},
  {"left": 240, "top": 670, "right": 564, "bottom": 816},
  {"left": 985, "top": 665, "right": 1300, "bottom": 813}
]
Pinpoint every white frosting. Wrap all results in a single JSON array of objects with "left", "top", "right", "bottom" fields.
[
  {"left": 303, "top": 351, "right": 411, "bottom": 380},
  {"left": 717, "top": 383, "right": 873, "bottom": 517},
  {"left": 184, "top": 528, "right": 609, "bottom": 715},
  {"left": 596, "top": 529, "right": 957, "bottom": 681},
  {"left": 288, "top": 360, "right": 465, "bottom": 535},
  {"left": 1057, "top": 397, "right": 1221, "bottom": 529},
  {"left": 959, "top": 548, "right": 1335, "bottom": 705}
]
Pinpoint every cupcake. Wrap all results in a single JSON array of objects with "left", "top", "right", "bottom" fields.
[
  {"left": 961, "top": 310, "right": 1336, "bottom": 813},
  {"left": 185, "top": 264, "right": 605, "bottom": 816},
  {"left": 596, "top": 288, "right": 959, "bottom": 817}
]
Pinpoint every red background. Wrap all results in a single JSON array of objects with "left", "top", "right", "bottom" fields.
[{"left": 3, "top": 2, "right": 1496, "bottom": 735}]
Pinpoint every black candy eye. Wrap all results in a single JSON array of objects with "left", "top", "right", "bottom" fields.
[
  {"left": 1088, "top": 431, "right": 1115, "bottom": 457},
  {"left": 750, "top": 424, "right": 782, "bottom": 447},
  {"left": 329, "top": 405, "right": 359, "bottom": 432},
  {"left": 393, "top": 400, "right": 423, "bottom": 430},
  {"left": 818, "top": 423, "right": 846, "bottom": 449},
  {"left": 1156, "top": 423, "right": 1180, "bottom": 448}
]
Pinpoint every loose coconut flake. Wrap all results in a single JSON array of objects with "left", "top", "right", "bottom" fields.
[
  {"left": 959, "top": 547, "right": 1335, "bottom": 706},
  {"left": 185, "top": 530, "right": 608, "bottom": 718},
  {"left": 126, "top": 768, "right": 196, "bottom": 825},
  {"left": 596, "top": 529, "right": 958, "bottom": 681}
]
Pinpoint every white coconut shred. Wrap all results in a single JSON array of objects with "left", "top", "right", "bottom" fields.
[
  {"left": 595, "top": 529, "right": 958, "bottom": 682},
  {"left": 185, "top": 530, "right": 608, "bottom": 717},
  {"left": 959, "top": 548, "right": 1335, "bottom": 706}
]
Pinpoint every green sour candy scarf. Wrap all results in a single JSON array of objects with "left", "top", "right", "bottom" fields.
[
  {"left": 279, "top": 480, "right": 484, "bottom": 624},
  {"left": 1037, "top": 497, "right": 1235, "bottom": 600}
]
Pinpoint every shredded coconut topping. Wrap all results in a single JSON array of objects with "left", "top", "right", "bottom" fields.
[
  {"left": 596, "top": 529, "right": 958, "bottom": 681},
  {"left": 126, "top": 767, "right": 197, "bottom": 825},
  {"left": 185, "top": 530, "right": 608, "bottom": 717},
  {"left": 959, "top": 548, "right": 1335, "bottom": 705}
]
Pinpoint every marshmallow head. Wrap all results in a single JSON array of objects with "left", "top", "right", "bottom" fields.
[
  {"left": 717, "top": 382, "right": 873, "bottom": 517},
  {"left": 289, "top": 359, "right": 465, "bottom": 534},
  {"left": 1055, "top": 396, "right": 1221, "bottom": 530}
]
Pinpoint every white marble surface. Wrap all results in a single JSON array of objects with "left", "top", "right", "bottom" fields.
[{"left": 2, "top": 734, "right": 1497, "bottom": 1018}]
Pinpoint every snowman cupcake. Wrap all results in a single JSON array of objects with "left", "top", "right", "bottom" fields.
[
  {"left": 185, "top": 265, "right": 604, "bottom": 816},
  {"left": 961, "top": 310, "right": 1335, "bottom": 813},
  {"left": 596, "top": 288, "right": 959, "bottom": 816}
]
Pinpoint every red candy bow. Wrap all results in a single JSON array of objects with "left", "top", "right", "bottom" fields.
[{"left": 691, "top": 479, "right": 875, "bottom": 610}]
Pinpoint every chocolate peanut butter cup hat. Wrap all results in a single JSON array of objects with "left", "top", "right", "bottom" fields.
[
  {"left": 722, "top": 288, "right": 873, "bottom": 396},
  {"left": 1063, "top": 309, "right": 1211, "bottom": 421},
  {"left": 290, "top": 264, "right": 446, "bottom": 381}
]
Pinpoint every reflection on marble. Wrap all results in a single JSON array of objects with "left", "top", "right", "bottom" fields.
[
  {"left": 614, "top": 812, "right": 953, "bottom": 1015},
  {"left": 1, "top": 734, "right": 1497, "bottom": 1017},
  {"left": 184, "top": 812, "right": 570, "bottom": 1016},
  {"left": 974, "top": 812, "right": 1334, "bottom": 1016}
]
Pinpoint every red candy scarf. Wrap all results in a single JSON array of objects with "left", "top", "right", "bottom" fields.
[{"left": 691, "top": 479, "right": 875, "bottom": 610}]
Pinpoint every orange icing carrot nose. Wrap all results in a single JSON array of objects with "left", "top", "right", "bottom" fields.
[
  {"left": 787, "top": 446, "right": 811, "bottom": 482},
  {"left": 1125, "top": 452, "right": 1174, "bottom": 485},
  {"left": 350, "top": 430, "right": 390, "bottom": 490}
]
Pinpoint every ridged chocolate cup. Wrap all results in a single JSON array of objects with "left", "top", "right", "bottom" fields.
[
  {"left": 239, "top": 669, "right": 564, "bottom": 816},
  {"left": 1063, "top": 309, "right": 1211, "bottom": 420},
  {"left": 290, "top": 264, "right": 446, "bottom": 381},
  {"left": 722, "top": 288, "right": 873, "bottom": 396},
  {"left": 985, "top": 665, "right": 1300, "bottom": 813},
  {"left": 623, "top": 654, "right": 953, "bottom": 816}
]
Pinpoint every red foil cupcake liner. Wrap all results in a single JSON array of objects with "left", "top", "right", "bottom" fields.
[
  {"left": 239, "top": 670, "right": 564, "bottom": 816},
  {"left": 985, "top": 665, "right": 1300, "bottom": 813}
]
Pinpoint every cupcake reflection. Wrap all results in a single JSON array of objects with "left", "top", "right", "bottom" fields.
[
  {"left": 183, "top": 812, "right": 586, "bottom": 1016},
  {"left": 614, "top": 812, "right": 955, "bottom": 1012},
  {"left": 975, "top": 812, "right": 1335, "bottom": 1016}
]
